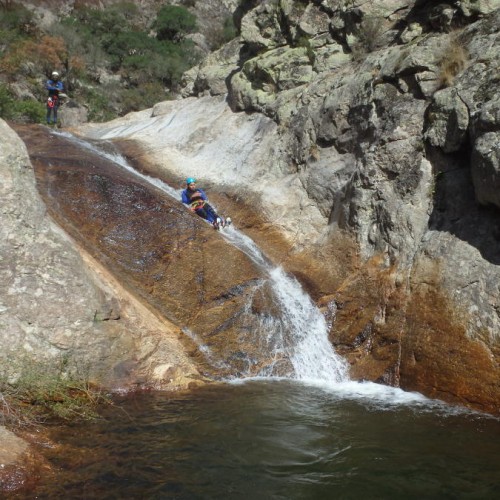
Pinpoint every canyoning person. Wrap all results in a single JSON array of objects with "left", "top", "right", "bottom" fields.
[
  {"left": 45, "top": 71, "right": 64, "bottom": 125},
  {"left": 181, "top": 178, "right": 229, "bottom": 229}
]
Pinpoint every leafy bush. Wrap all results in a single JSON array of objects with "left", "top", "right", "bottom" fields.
[
  {"left": 70, "top": 2, "right": 140, "bottom": 40},
  {"left": 12, "top": 99, "right": 45, "bottom": 123},
  {"left": 105, "top": 30, "right": 159, "bottom": 70},
  {"left": 0, "top": 83, "right": 11, "bottom": 118},
  {"left": 153, "top": 39, "right": 201, "bottom": 86},
  {"left": 0, "top": 83, "right": 44, "bottom": 123},
  {"left": 0, "top": 3, "right": 34, "bottom": 33},
  {"left": 153, "top": 5, "right": 197, "bottom": 41},
  {"left": 206, "top": 15, "right": 238, "bottom": 50},
  {"left": 354, "top": 17, "right": 385, "bottom": 55},
  {"left": 0, "top": 35, "right": 67, "bottom": 77},
  {"left": 82, "top": 85, "right": 119, "bottom": 122},
  {"left": 121, "top": 81, "right": 166, "bottom": 113}
]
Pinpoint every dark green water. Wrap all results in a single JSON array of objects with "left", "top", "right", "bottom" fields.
[{"left": 28, "top": 380, "right": 500, "bottom": 499}]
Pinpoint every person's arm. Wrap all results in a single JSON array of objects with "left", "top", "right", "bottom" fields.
[
  {"left": 198, "top": 189, "right": 208, "bottom": 201},
  {"left": 181, "top": 190, "right": 189, "bottom": 204}
]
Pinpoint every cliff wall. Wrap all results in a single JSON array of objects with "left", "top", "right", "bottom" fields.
[
  {"left": 76, "top": 0, "right": 500, "bottom": 412},
  {"left": 2, "top": 0, "right": 499, "bottom": 414},
  {"left": 0, "top": 120, "right": 202, "bottom": 391}
]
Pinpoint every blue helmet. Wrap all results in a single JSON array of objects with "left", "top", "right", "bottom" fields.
[{"left": 186, "top": 177, "right": 196, "bottom": 185}]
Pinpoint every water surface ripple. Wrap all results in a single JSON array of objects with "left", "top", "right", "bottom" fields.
[{"left": 32, "top": 380, "right": 500, "bottom": 499}]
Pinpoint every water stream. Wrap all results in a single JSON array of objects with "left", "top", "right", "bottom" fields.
[
  {"left": 58, "top": 131, "right": 348, "bottom": 384},
  {"left": 15, "top": 129, "right": 500, "bottom": 498}
]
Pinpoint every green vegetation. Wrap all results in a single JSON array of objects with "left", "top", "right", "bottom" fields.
[
  {"left": 153, "top": 5, "right": 197, "bottom": 41},
  {"left": 354, "top": 16, "right": 385, "bottom": 55},
  {"left": 0, "top": 83, "right": 45, "bottom": 123},
  {"left": 0, "top": 1, "right": 207, "bottom": 123},
  {"left": 0, "top": 357, "right": 110, "bottom": 428},
  {"left": 0, "top": 2, "right": 34, "bottom": 35},
  {"left": 206, "top": 15, "right": 238, "bottom": 50},
  {"left": 296, "top": 36, "right": 315, "bottom": 64}
]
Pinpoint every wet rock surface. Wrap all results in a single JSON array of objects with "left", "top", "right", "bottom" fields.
[
  {"left": 0, "top": 426, "right": 29, "bottom": 493},
  {"left": 2, "top": 120, "right": 202, "bottom": 392},
  {"left": 14, "top": 125, "right": 307, "bottom": 380},
  {"left": 176, "top": 1, "right": 500, "bottom": 414},
  {"left": 2, "top": 0, "right": 500, "bottom": 420}
]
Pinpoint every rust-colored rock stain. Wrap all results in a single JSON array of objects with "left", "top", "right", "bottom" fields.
[{"left": 14, "top": 125, "right": 282, "bottom": 379}]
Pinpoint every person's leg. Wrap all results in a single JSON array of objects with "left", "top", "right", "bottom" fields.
[
  {"left": 195, "top": 207, "right": 211, "bottom": 221},
  {"left": 204, "top": 204, "right": 219, "bottom": 223},
  {"left": 46, "top": 105, "right": 51, "bottom": 124},
  {"left": 52, "top": 103, "right": 59, "bottom": 124}
]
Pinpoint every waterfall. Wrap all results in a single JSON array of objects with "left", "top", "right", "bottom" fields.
[
  {"left": 220, "top": 229, "right": 348, "bottom": 383},
  {"left": 58, "top": 132, "right": 349, "bottom": 384}
]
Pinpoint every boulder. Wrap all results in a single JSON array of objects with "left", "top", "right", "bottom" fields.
[
  {"left": 230, "top": 46, "right": 313, "bottom": 113},
  {"left": 424, "top": 87, "right": 469, "bottom": 153},
  {"left": 182, "top": 38, "right": 241, "bottom": 97},
  {"left": 1, "top": 121, "right": 202, "bottom": 391}
]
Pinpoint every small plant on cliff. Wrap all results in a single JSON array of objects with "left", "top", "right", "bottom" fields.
[
  {"left": 206, "top": 16, "right": 238, "bottom": 50},
  {"left": 437, "top": 36, "right": 468, "bottom": 89},
  {"left": 296, "top": 36, "right": 315, "bottom": 64},
  {"left": 0, "top": 357, "right": 110, "bottom": 428},
  {"left": 353, "top": 16, "right": 386, "bottom": 56}
]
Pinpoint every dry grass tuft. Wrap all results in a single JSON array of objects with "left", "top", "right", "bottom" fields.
[{"left": 437, "top": 37, "right": 468, "bottom": 89}]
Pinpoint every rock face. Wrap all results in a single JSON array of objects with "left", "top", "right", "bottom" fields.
[
  {"left": 0, "top": 119, "right": 202, "bottom": 391},
  {"left": 3, "top": 1, "right": 500, "bottom": 415},
  {"left": 15, "top": 124, "right": 316, "bottom": 380},
  {"left": 74, "top": 1, "right": 500, "bottom": 413}
]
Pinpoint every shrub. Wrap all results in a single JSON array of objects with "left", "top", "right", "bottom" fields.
[
  {"left": 0, "top": 357, "right": 109, "bottom": 427},
  {"left": 0, "top": 35, "right": 67, "bottom": 77},
  {"left": 437, "top": 37, "right": 468, "bottom": 88},
  {"left": 82, "top": 86, "right": 119, "bottom": 122},
  {"left": 155, "top": 39, "right": 201, "bottom": 86},
  {"left": 153, "top": 5, "right": 197, "bottom": 41},
  {"left": 112, "top": 34, "right": 200, "bottom": 87},
  {"left": 105, "top": 30, "right": 158, "bottom": 70},
  {"left": 0, "top": 83, "right": 44, "bottom": 122},
  {"left": 296, "top": 36, "right": 315, "bottom": 64},
  {"left": 354, "top": 17, "right": 385, "bottom": 55},
  {"left": 206, "top": 15, "right": 238, "bottom": 50},
  {"left": 12, "top": 99, "right": 45, "bottom": 123},
  {"left": 121, "top": 81, "right": 166, "bottom": 113},
  {"left": 0, "top": 3, "right": 34, "bottom": 34},
  {"left": 70, "top": 3, "right": 136, "bottom": 39},
  {"left": 0, "top": 83, "right": 12, "bottom": 118}
]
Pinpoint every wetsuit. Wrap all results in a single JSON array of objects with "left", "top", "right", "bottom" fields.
[
  {"left": 45, "top": 78, "right": 64, "bottom": 124},
  {"left": 181, "top": 187, "right": 219, "bottom": 223}
]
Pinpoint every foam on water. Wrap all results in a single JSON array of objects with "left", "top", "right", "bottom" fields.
[{"left": 57, "top": 130, "right": 473, "bottom": 412}]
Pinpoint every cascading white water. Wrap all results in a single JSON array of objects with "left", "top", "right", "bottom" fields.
[
  {"left": 220, "top": 228, "right": 348, "bottom": 383},
  {"left": 59, "top": 132, "right": 349, "bottom": 384}
]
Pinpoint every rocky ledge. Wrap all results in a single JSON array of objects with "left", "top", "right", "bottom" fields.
[{"left": 75, "top": 1, "right": 500, "bottom": 413}]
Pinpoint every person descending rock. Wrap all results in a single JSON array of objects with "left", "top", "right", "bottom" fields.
[
  {"left": 181, "top": 178, "right": 230, "bottom": 229},
  {"left": 45, "top": 71, "right": 64, "bottom": 125}
]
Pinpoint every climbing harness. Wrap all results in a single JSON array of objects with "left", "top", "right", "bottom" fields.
[
  {"left": 47, "top": 95, "right": 58, "bottom": 108},
  {"left": 190, "top": 199, "right": 206, "bottom": 211}
]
